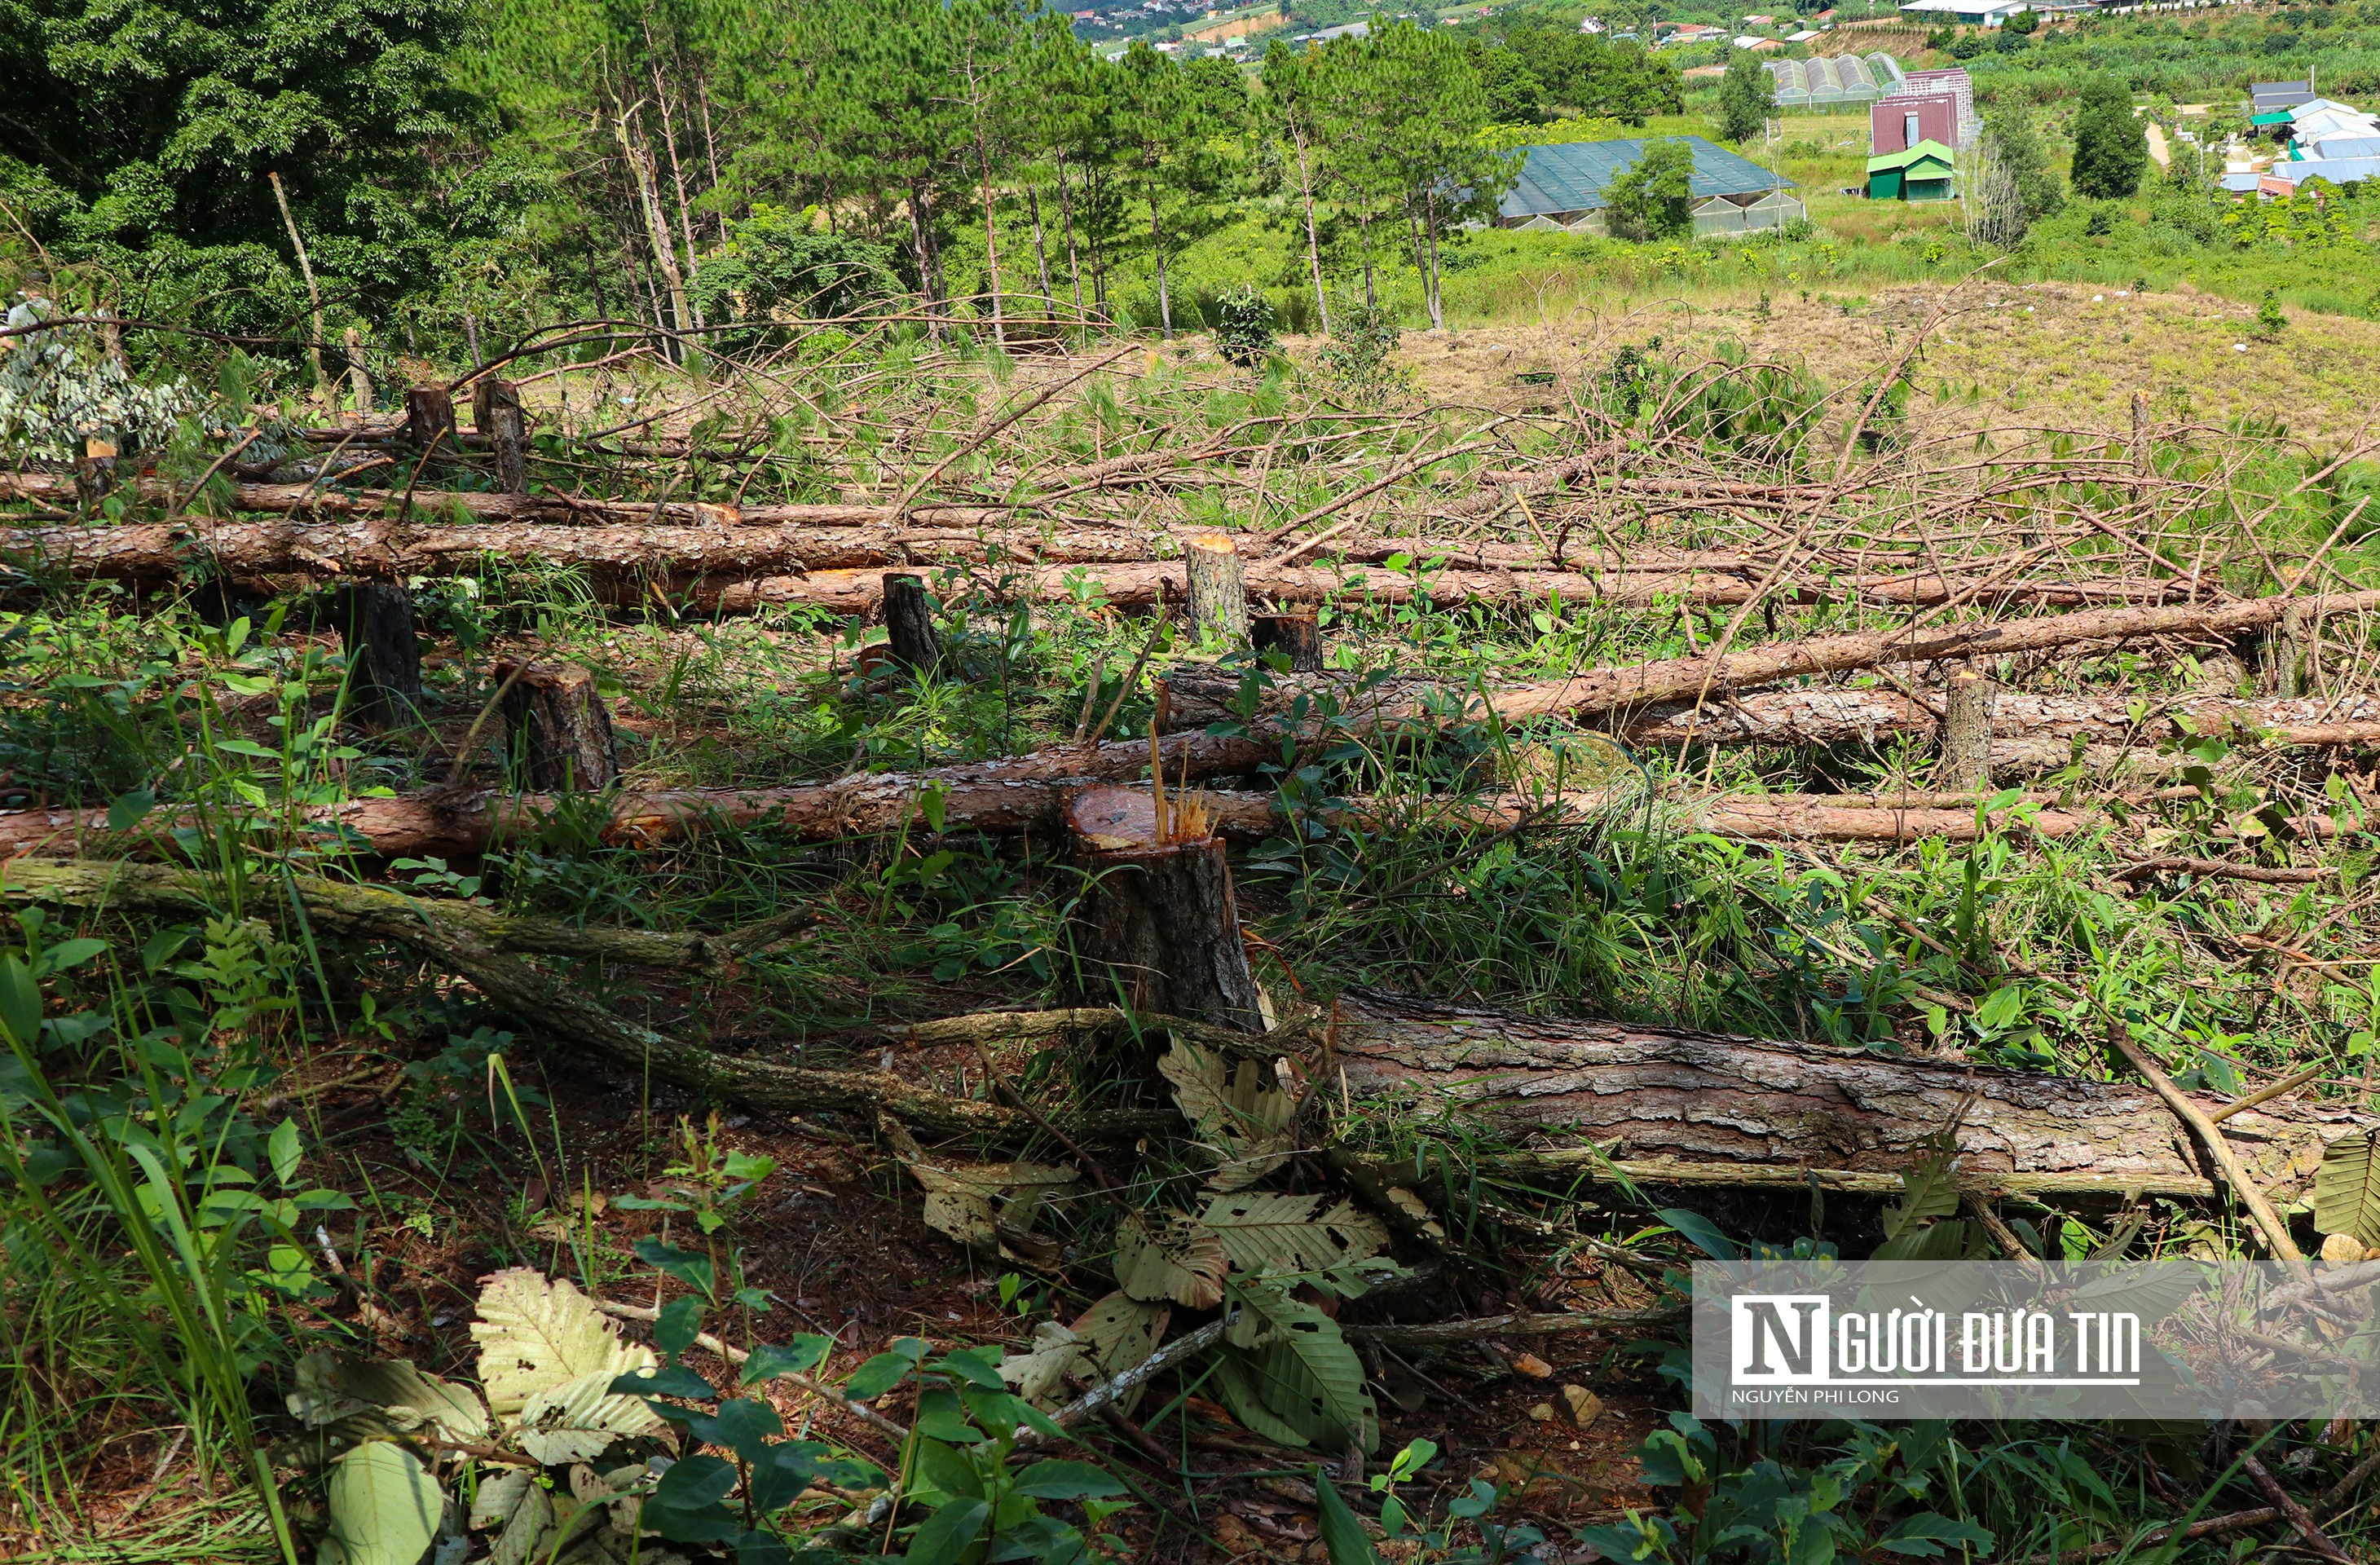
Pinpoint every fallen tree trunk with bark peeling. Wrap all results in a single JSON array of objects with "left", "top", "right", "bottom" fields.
[
  {"left": 1161, "top": 670, "right": 2380, "bottom": 766},
  {"left": 10, "top": 860, "right": 2363, "bottom": 1191},
  {"left": 1328, "top": 995, "right": 2369, "bottom": 1200},
  {"left": 3, "top": 507, "right": 2198, "bottom": 614}
]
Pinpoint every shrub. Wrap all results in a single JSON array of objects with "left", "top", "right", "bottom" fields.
[{"left": 1210, "top": 282, "right": 1280, "bottom": 368}]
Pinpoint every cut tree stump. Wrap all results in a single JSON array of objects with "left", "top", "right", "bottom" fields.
[
  {"left": 337, "top": 583, "right": 423, "bottom": 727},
  {"left": 1253, "top": 613, "right": 1323, "bottom": 672},
  {"left": 1938, "top": 665, "right": 1996, "bottom": 788},
  {"left": 884, "top": 573, "right": 941, "bottom": 673},
  {"left": 1066, "top": 785, "right": 1264, "bottom": 1031},
  {"left": 496, "top": 661, "right": 618, "bottom": 791},
  {"left": 404, "top": 386, "right": 457, "bottom": 455},
  {"left": 1183, "top": 533, "right": 1250, "bottom": 647},
  {"left": 474, "top": 378, "right": 527, "bottom": 494}
]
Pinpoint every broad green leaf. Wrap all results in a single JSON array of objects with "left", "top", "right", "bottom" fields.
[
  {"left": 915, "top": 1437, "right": 986, "bottom": 1503},
  {"left": 1113, "top": 1210, "right": 1226, "bottom": 1308},
  {"left": 1010, "top": 1460, "right": 1128, "bottom": 1501},
  {"left": 687, "top": 1396, "right": 782, "bottom": 1462},
  {"left": 269, "top": 1118, "right": 302, "bottom": 1186},
  {"left": 656, "top": 1296, "right": 704, "bottom": 1358},
  {"left": 1199, "top": 1191, "right": 1389, "bottom": 1276},
  {"left": 906, "top": 1497, "right": 991, "bottom": 1565},
  {"left": 1655, "top": 1207, "right": 1739, "bottom": 1262},
  {"left": 1314, "top": 1467, "right": 1386, "bottom": 1565},
  {"left": 471, "top": 1268, "right": 657, "bottom": 1422},
  {"left": 0, "top": 956, "right": 41, "bottom": 1048},
  {"left": 741, "top": 1335, "right": 834, "bottom": 1384},
  {"left": 634, "top": 1237, "right": 716, "bottom": 1298},
  {"left": 1878, "top": 1513, "right": 1997, "bottom": 1558},
  {"left": 319, "top": 1443, "right": 441, "bottom": 1565},
  {"left": 2315, "top": 1130, "right": 2380, "bottom": 1247},
  {"left": 654, "top": 1453, "right": 738, "bottom": 1510},
  {"left": 844, "top": 1349, "right": 919, "bottom": 1401}
]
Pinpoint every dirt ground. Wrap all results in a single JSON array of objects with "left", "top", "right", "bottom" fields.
[{"left": 1364, "top": 280, "right": 2380, "bottom": 443}]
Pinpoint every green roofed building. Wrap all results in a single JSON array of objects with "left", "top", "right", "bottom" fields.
[
  {"left": 1496, "top": 136, "right": 1805, "bottom": 237},
  {"left": 1866, "top": 139, "right": 1956, "bottom": 201}
]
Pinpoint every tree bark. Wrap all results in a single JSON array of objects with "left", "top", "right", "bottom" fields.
[
  {"left": 497, "top": 661, "right": 619, "bottom": 791},
  {"left": 474, "top": 379, "right": 527, "bottom": 494},
  {"left": 883, "top": 573, "right": 942, "bottom": 673},
  {"left": 617, "top": 105, "right": 692, "bottom": 355},
  {"left": 404, "top": 386, "right": 457, "bottom": 456},
  {"left": 1253, "top": 614, "right": 1323, "bottom": 672},
  {"left": 1938, "top": 665, "right": 1996, "bottom": 789},
  {"left": 1329, "top": 994, "right": 2368, "bottom": 1200},
  {"left": 1183, "top": 533, "right": 1250, "bottom": 647},
  {"left": 1067, "top": 787, "right": 1264, "bottom": 1031},
  {"left": 337, "top": 582, "right": 423, "bottom": 728}
]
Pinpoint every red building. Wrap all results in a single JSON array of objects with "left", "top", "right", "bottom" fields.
[{"left": 1871, "top": 92, "right": 1960, "bottom": 155}]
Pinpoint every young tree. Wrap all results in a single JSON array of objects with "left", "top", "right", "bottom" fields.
[
  {"left": 1334, "top": 21, "right": 1519, "bottom": 331},
  {"left": 1718, "top": 48, "right": 1773, "bottom": 143},
  {"left": 2069, "top": 74, "right": 2149, "bottom": 200},
  {"left": 1971, "top": 106, "right": 2064, "bottom": 245},
  {"left": 1261, "top": 39, "right": 1337, "bottom": 335},
  {"left": 1471, "top": 44, "right": 1549, "bottom": 126},
  {"left": 1603, "top": 137, "right": 1695, "bottom": 241},
  {"left": 1111, "top": 40, "right": 1207, "bottom": 336}
]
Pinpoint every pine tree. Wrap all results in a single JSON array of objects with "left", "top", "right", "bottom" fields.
[
  {"left": 2069, "top": 74, "right": 2149, "bottom": 201},
  {"left": 1262, "top": 41, "right": 1337, "bottom": 335},
  {"left": 1718, "top": 49, "right": 1772, "bottom": 144}
]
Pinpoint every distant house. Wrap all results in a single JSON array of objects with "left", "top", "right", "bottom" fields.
[
  {"left": 1496, "top": 136, "right": 1805, "bottom": 237},
  {"left": 1897, "top": 0, "right": 2026, "bottom": 25},
  {"left": 1873, "top": 92, "right": 1959, "bottom": 155},
  {"left": 1889, "top": 66, "right": 1976, "bottom": 145},
  {"left": 2250, "top": 79, "right": 2317, "bottom": 116},
  {"left": 1867, "top": 139, "right": 1956, "bottom": 200}
]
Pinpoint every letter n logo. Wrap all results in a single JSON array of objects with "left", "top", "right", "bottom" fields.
[{"left": 1732, "top": 1294, "right": 1829, "bottom": 1383}]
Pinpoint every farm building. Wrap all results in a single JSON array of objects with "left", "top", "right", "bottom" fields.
[
  {"left": 1764, "top": 51, "right": 1902, "bottom": 109},
  {"left": 1888, "top": 66, "right": 1977, "bottom": 146},
  {"left": 1866, "top": 139, "right": 1956, "bottom": 200},
  {"left": 1897, "top": 0, "right": 2027, "bottom": 24},
  {"left": 1496, "top": 136, "right": 1805, "bottom": 236},
  {"left": 1872, "top": 93, "right": 1960, "bottom": 156},
  {"left": 2251, "top": 79, "right": 2317, "bottom": 115}
]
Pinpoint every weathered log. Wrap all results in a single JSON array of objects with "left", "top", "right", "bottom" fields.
[
  {"left": 883, "top": 574, "right": 942, "bottom": 672},
  {"left": 496, "top": 661, "right": 618, "bottom": 791},
  {"left": 338, "top": 582, "right": 422, "bottom": 727},
  {"left": 405, "top": 386, "right": 457, "bottom": 454},
  {"left": 474, "top": 378, "right": 527, "bottom": 494},
  {"left": 1329, "top": 994, "right": 2369, "bottom": 1201},
  {"left": 1066, "top": 786, "right": 1264, "bottom": 1030},
  {"left": 1253, "top": 614, "right": 1323, "bottom": 672},
  {"left": 0, "top": 497, "right": 2203, "bottom": 615}
]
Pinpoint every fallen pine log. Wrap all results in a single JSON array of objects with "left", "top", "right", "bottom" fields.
[
  {"left": 15, "top": 857, "right": 2364, "bottom": 1197},
  {"left": 1161, "top": 670, "right": 2380, "bottom": 762},
  {"left": 0, "top": 774, "right": 2143, "bottom": 864},
  {"left": 1328, "top": 994, "right": 2370, "bottom": 1201},
  {"left": 0, "top": 510, "right": 2196, "bottom": 615}
]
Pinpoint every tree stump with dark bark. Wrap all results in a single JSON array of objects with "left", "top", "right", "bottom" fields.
[
  {"left": 1183, "top": 533, "right": 1250, "bottom": 647},
  {"left": 1066, "top": 785, "right": 1264, "bottom": 1031},
  {"left": 338, "top": 583, "right": 424, "bottom": 728},
  {"left": 474, "top": 378, "right": 527, "bottom": 494},
  {"left": 1252, "top": 613, "right": 1322, "bottom": 672},
  {"left": 497, "top": 661, "right": 618, "bottom": 791},
  {"left": 405, "top": 386, "right": 457, "bottom": 455},
  {"left": 1938, "top": 665, "right": 1997, "bottom": 788},
  {"left": 884, "top": 573, "right": 941, "bottom": 672}
]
